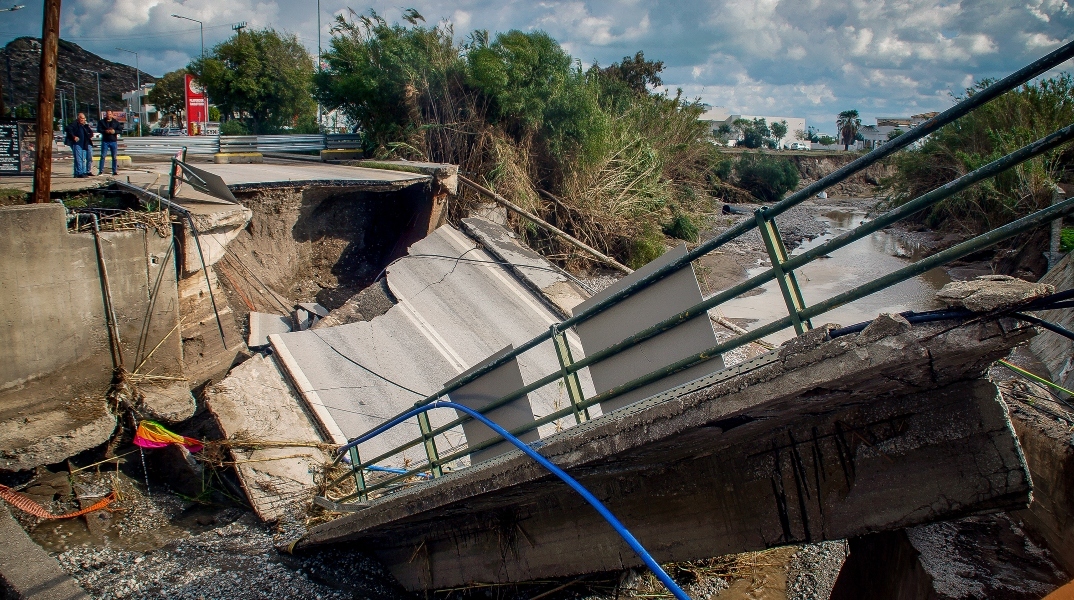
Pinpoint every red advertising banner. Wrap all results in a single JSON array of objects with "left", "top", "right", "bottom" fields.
[{"left": 184, "top": 74, "right": 207, "bottom": 136}]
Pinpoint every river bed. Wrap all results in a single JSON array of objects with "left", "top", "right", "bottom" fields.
[{"left": 717, "top": 207, "right": 952, "bottom": 345}]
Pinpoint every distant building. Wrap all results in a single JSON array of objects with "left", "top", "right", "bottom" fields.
[
  {"left": 859, "top": 112, "right": 938, "bottom": 149},
  {"left": 121, "top": 83, "right": 158, "bottom": 131},
  {"left": 701, "top": 107, "right": 806, "bottom": 149}
]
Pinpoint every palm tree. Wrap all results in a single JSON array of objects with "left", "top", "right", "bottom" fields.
[{"left": 837, "top": 109, "right": 861, "bottom": 151}]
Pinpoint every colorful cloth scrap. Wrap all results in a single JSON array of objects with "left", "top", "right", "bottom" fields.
[{"left": 133, "top": 420, "right": 204, "bottom": 453}]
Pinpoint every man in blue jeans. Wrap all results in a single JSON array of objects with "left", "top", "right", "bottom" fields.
[
  {"left": 64, "top": 113, "right": 94, "bottom": 177},
  {"left": 97, "top": 110, "right": 121, "bottom": 176}
]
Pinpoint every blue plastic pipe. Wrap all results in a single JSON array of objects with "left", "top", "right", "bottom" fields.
[{"left": 337, "top": 400, "right": 691, "bottom": 600}]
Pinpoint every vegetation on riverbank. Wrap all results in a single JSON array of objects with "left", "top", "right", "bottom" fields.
[{"left": 884, "top": 75, "right": 1074, "bottom": 236}]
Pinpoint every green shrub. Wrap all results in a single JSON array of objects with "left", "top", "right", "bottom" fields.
[
  {"left": 713, "top": 158, "right": 733, "bottom": 182},
  {"left": 663, "top": 212, "right": 698, "bottom": 242},
  {"left": 1061, "top": 227, "right": 1074, "bottom": 253},
  {"left": 220, "top": 120, "right": 249, "bottom": 135},
  {"left": 734, "top": 153, "right": 800, "bottom": 202},
  {"left": 629, "top": 225, "right": 666, "bottom": 268}
]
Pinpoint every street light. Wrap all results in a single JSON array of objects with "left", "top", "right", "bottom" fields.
[
  {"left": 81, "top": 68, "right": 101, "bottom": 120},
  {"left": 171, "top": 14, "right": 204, "bottom": 57},
  {"left": 58, "top": 79, "right": 75, "bottom": 117},
  {"left": 0, "top": 5, "right": 25, "bottom": 12},
  {"left": 115, "top": 47, "right": 140, "bottom": 136}
]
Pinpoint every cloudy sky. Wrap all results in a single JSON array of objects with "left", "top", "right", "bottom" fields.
[{"left": 1, "top": 0, "right": 1071, "bottom": 133}]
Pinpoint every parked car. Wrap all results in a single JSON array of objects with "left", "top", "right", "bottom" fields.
[
  {"left": 152, "top": 127, "right": 187, "bottom": 136},
  {"left": 788, "top": 142, "right": 810, "bottom": 151}
]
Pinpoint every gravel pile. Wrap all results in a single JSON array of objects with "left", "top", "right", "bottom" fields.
[
  {"left": 786, "top": 541, "right": 849, "bottom": 600},
  {"left": 55, "top": 512, "right": 406, "bottom": 600}
]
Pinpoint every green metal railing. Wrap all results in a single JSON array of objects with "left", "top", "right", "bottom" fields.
[{"left": 326, "top": 40, "right": 1074, "bottom": 503}]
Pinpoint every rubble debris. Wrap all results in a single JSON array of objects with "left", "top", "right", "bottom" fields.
[
  {"left": 936, "top": 274, "right": 1053, "bottom": 312},
  {"left": 204, "top": 353, "right": 330, "bottom": 524}
]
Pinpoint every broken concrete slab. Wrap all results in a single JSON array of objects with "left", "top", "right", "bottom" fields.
[
  {"left": 177, "top": 266, "right": 246, "bottom": 388},
  {"left": 136, "top": 380, "right": 196, "bottom": 423},
  {"left": 297, "top": 314, "right": 1035, "bottom": 591},
  {"left": 461, "top": 217, "right": 589, "bottom": 317},
  {"left": 172, "top": 197, "right": 253, "bottom": 275},
  {"left": 205, "top": 353, "right": 330, "bottom": 522},
  {"left": 0, "top": 506, "right": 90, "bottom": 599},
  {"left": 270, "top": 224, "right": 598, "bottom": 467},
  {"left": 248, "top": 312, "right": 293, "bottom": 349},
  {"left": 936, "top": 274, "right": 1053, "bottom": 312}
]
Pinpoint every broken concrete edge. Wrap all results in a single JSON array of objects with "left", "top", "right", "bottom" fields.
[
  {"left": 268, "top": 334, "right": 348, "bottom": 445},
  {"left": 213, "top": 152, "right": 264, "bottom": 164},
  {"left": 0, "top": 505, "right": 90, "bottom": 599},
  {"left": 459, "top": 217, "right": 589, "bottom": 319},
  {"left": 336, "top": 159, "right": 459, "bottom": 195},
  {"left": 1, "top": 413, "right": 117, "bottom": 473},
  {"left": 296, "top": 315, "right": 1036, "bottom": 550},
  {"left": 225, "top": 177, "right": 429, "bottom": 194}
]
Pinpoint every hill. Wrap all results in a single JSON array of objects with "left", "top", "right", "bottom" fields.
[{"left": 1, "top": 37, "right": 157, "bottom": 118}]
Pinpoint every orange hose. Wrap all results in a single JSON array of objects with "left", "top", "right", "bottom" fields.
[{"left": 0, "top": 484, "right": 117, "bottom": 519}]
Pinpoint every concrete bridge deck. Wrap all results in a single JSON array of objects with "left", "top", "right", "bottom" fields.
[{"left": 296, "top": 312, "right": 1035, "bottom": 591}]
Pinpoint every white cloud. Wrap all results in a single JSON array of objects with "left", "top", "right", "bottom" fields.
[{"left": 1, "top": 0, "right": 1070, "bottom": 129}]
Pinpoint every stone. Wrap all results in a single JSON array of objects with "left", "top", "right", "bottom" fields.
[
  {"left": 0, "top": 505, "right": 90, "bottom": 599},
  {"left": 138, "top": 380, "right": 197, "bottom": 423},
  {"left": 857, "top": 313, "right": 912, "bottom": 344},
  {"left": 936, "top": 275, "right": 1053, "bottom": 312}
]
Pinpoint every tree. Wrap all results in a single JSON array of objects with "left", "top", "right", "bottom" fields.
[
  {"left": 738, "top": 118, "right": 771, "bottom": 149},
  {"left": 146, "top": 69, "right": 187, "bottom": 127},
  {"left": 837, "top": 109, "right": 861, "bottom": 150},
  {"left": 770, "top": 120, "right": 788, "bottom": 148},
  {"left": 886, "top": 128, "right": 904, "bottom": 140},
  {"left": 818, "top": 134, "right": 837, "bottom": 146},
  {"left": 189, "top": 28, "right": 316, "bottom": 133},
  {"left": 796, "top": 125, "right": 820, "bottom": 143},
  {"left": 599, "top": 51, "right": 664, "bottom": 96}
]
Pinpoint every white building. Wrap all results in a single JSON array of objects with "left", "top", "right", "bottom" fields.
[
  {"left": 858, "top": 113, "right": 938, "bottom": 149},
  {"left": 701, "top": 107, "right": 806, "bottom": 149},
  {"left": 121, "top": 83, "right": 158, "bottom": 131}
]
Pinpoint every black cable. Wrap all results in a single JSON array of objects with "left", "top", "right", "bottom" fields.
[
  {"left": 309, "top": 330, "right": 432, "bottom": 398},
  {"left": 1012, "top": 312, "right": 1074, "bottom": 342}
]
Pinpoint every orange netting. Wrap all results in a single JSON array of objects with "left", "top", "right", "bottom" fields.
[{"left": 0, "top": 484, "right": 117, "bottom": 519}]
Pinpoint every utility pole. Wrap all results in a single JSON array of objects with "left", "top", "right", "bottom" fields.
[
  {"left": 32, "top": 0, "right": 61, "bottom": 203},
  {"left": 82, "top": 68, "right": 101, "bottom": 119},
  {"left": 115, "top": 47, "right": 139, "bottom": 135}
]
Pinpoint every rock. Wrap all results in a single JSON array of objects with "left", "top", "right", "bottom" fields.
[
  {"left": 138, "top": 381, "right": 197, "bottom": 423},
  {"left": 858, "top": 312, "right": 912, "bottom": 344},
  {"left": 936, "top": 275, "right": 1053, "bottom": 312}
]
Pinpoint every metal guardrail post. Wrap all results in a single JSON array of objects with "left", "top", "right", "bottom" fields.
[
  {"left": 418, "top": 413, "right": 444, "bottom": 478},
  {"left": 755, "top": 208, "right": 812, "bottom": 335},
  {"left": 552, "top": 326, "right": 589, "bottom": 424},
  {"left": 348, "top": 446, "right": 367, "bottom": 501}
]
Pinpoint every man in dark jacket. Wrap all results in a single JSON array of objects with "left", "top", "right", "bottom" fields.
[
  {"left": 97, "top": 110, "right": 121, "bottom": 176},
  {"left": 64, "top": 113, "right": 94, "bottom": 178}
]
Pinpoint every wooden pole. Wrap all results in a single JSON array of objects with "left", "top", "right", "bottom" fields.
[
  {"left": 32, "top": 0, "right": 62, "bottom": 203},
  {"left": 458, "top": 175, "right": 634, "bottom": 275}
]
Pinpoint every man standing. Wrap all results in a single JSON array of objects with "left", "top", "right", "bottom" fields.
[
  {"left": 97, "top": 110, "right": 121, "bottom": 176},
  {"left": 64, "top": 113, "right": 94, "bottom": 178}
]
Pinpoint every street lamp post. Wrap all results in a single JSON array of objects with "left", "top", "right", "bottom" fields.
[
  {"left": 171, "top": 14, "right": 207, "bottom": 133},
  {"left": 115, "top": 47, "right": 140, "bottom": 136},
  {"left": 58, "top": 89, "right": 65, "bottom": 127},
  {"left": 81, "top": 68, "right": 101, "bottom": 120},
  {"left": 59, "top": 79, "right": 75, "bottom": 117}
]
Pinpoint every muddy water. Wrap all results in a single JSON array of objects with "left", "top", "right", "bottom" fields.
[{"left": 718, "top": 208, "right": 952, "bottom": 345}]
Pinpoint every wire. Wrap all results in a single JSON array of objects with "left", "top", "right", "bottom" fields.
[
  {"left": 335, "top": 401, "right": 691, "bottom": 600},
  {"left": 310, "top": 329, "right": 431, "bottom": 398}
]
